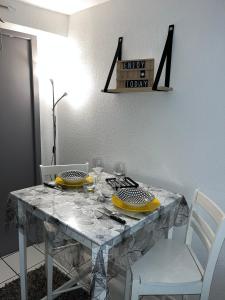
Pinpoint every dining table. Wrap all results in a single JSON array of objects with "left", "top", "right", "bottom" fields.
[{"left": 8, "top": 172, "right": 189, "bottom": 300}]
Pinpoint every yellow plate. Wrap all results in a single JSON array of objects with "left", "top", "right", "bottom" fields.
[
  {"left": 112, "top": 194, "right": 160, "bottom": 212},
  {"left": 55, "top": 176, "right": 94, "bottom": 188}
]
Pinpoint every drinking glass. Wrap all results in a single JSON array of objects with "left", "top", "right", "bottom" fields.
[
  {"left": 113, "top": 162, "right": 126, "bottom": 179},
  {"left": 92, "top": 157, "right": 104, "bottom": 182}
]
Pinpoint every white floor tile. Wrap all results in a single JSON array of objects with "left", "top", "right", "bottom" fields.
[
  {"left": 26, "top": 258, "right": 69, "bottom": 277},
  {"left": 54, "top": 261, "right": 70, "bottom": 276},
  {"left": 3, "top": 246, "right": 44, "bottom": 274},
  {"left": 2, "top": 250, "right": 17, "bottom": 259},
  {"left": 27, "top": 261, "right": 45, "bottom": 272},
  {"left": 0, "top": 274, "right": 19, "bottom": 288},
  {"left": 34, "top": 242, "right": 74, "bottom": 276},
  {"left": 0, "top": 259, "right": 17, "bottom": 284},
  {"left": 34, "top": 242, "right": 45, "bottom": 254}
]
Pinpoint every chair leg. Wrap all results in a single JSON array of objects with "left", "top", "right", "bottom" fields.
[
  {"left": 167, "top": 226, "right": 174, "bottom": 239},
  {"left": 130, "top": 283, "right": 139, "bottom": 300},
  {"left": 131, "top": 292, "right": 139, "bottom": 300},
  {"left": 124, "top": 267, "right": 132, "bottom": 300}
]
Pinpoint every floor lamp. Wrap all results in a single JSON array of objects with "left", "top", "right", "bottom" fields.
[{"left": 50, "top": 79, "right": 68, "bottom": 165}]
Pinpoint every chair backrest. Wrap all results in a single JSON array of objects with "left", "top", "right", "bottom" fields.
[
  {"left": 40, "top": 162, "right": 89, "bottom": 182},
  {"left": 185, "top": 190, "right": 225, "bottom": 299}
]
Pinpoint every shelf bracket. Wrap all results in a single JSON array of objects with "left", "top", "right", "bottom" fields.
[
  {"left": 103, "top": 37, "right": 123, "bottom": 92},
  {"left": 152, "top": 24, "right": 174, "bottom": 90}
]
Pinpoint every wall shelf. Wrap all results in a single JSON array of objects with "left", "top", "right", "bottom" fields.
[
  {"left": 101, "top": 87, "right": 173, "bottom": 94},
  {"left": 102, "top": 25, "right": 174, "bottom": 94}
]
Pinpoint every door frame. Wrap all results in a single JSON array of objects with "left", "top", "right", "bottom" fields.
[{"left": 0, "top": 28, "right": 41, "bottom": 184}]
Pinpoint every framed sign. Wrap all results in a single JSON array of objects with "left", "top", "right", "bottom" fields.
[{"left": 117, "top": 59, "right": 154, "bottom": 89}]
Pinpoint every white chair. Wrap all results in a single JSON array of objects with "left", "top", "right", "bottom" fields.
[
  {"left": 126, "top": 190, "right": 225, "bottom": 300},
  {"left": 40, "top": 162, "right": 89, "bottom": 182},
  {"left": 40, "top": 162, "right": 89, "bottom": 299}
]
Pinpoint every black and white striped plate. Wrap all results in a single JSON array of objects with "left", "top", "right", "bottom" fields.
[
  {"left": 58, "top": 170, "right": 88, "bottom": 184},
  {"left": 115, "top": 187, "right": 155, "bottom": 207}
]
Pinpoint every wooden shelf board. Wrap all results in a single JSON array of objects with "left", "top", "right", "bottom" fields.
[{"left": 101, "top": 87, "right": 173, "bottom": 93}]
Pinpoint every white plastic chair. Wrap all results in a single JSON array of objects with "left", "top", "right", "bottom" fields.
[
  {"left": 40, "top": 162, "right": 89, "bottom": 299},
  {"left": 126, "top": 190, "right": 225, "bottom": 300},
  {"left": 40, "top": 162, "right": 89, "bottom": 182}
]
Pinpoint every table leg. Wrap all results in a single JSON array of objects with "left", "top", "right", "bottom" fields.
[
  {"left": 124, "top": 266, "right": 132, "bottom": 300},
  {"left": 167, "top": 226, "right": 174, "bottom": 239},
  {"left": 90, "top": 245, "right": 110, "bottom": 300},
  {"left": 18, "top": 201, "right": 28, "bottom": 300},
  {"left": 46, "top": 230, "right": 53, "bottom": 300},
  {"left": 44, "top": 228, "right": 48, "bottom": 277}
]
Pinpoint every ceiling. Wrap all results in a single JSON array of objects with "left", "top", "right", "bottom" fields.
[{"left": 16, "top": 0, "right": 110, "bottom": 15}]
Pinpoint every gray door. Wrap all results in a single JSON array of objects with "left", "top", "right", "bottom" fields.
[{"left": 0, "top": 31, "right": 40, "bottom": 256}]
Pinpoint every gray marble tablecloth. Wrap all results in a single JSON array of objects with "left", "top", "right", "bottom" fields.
[{"left": 7, "top": 173, "right": 189, "bottom": 299}]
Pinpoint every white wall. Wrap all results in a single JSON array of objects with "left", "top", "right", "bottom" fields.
[
  {"left": 0, "top": 0, "right": 68, "bottom": 35},
  {"left": 62, "top": 0, "right": 225, "bottom": 202},
  {"left": 56, "top": 0, "right": 225, "bottom": 298},
  {"left": 36, "top": 33, "right": 71, "bottom": 165}
]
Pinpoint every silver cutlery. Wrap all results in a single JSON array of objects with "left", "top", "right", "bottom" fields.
[
  {"left": 102, "top": 207, "right": 142, "bottom": 220},
  {"left": 43, "top": 181, "right": 63, "bottom": 191},
  {"left": 96, "top": 209, "right": 126, "bottom": 225}
]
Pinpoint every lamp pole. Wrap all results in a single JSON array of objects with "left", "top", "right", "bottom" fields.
[{"left": 50, "top": 79, "right": 68, "bottom": 165}]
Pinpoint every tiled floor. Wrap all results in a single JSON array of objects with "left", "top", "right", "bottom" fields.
[
  {"left": 0, "top": 246, "right": 186, "bottom": 299},
  {"left": 0, "top": 243, "right": 69, "bottom": 289}
]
